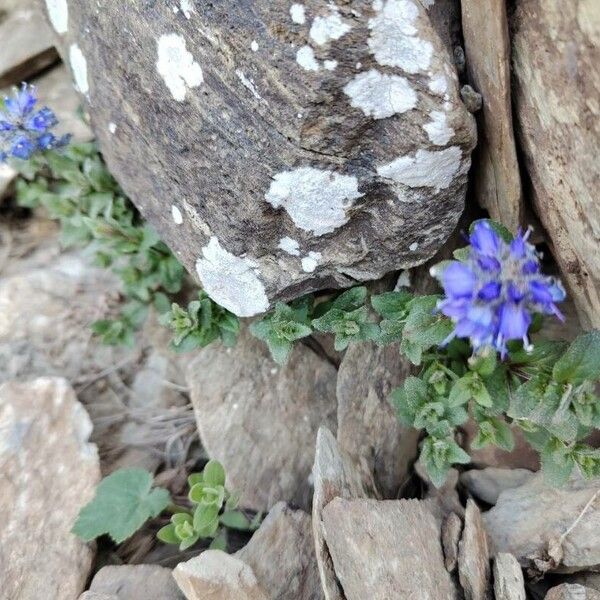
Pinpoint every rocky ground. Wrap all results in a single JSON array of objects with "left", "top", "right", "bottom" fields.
[{"left": 1, "top": 2, "right": 600, "bottom": 600}]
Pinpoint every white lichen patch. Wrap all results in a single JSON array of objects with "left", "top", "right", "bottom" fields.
[
  {"left": 421, "top": 0, "right": 435, "bottom": 7},
  {"left": 157, "top": 33, "right": 203, "bottom": 102},
  {"left": 296, "top": 46, "right": 320, "bottom": 71},
  {"left": 301, "top": 251, "right": 322, "bottom": 273},
  {"left": 290, "top": 3, "right": 306, "bottom": 24},
  {"left": 324, "top": 60, "right": 338, "bottom": 71},
  {"left": 343, "top": 69, "right": 417, "bottom": 119},
  {"left": 108, "top": 122, "right": 117, "bottom": 134},
  {"left": 378, "top": 146, "right": 462, "bottom": 192},
  {"left": 409, "top": 241, "right": 419, "bottom": 251},
  {"left": 428, "top": 73, "right": 448, "bottom": 96},
  {"left": 45, "top": 0, "right": 68, "bottom": 34},
  {"left": 310, "top": 8, "right": 351, "bottom": 46},
  {"left": 265, "top": 167, "right": 363, "bottom": 236},
  {"left": 195, "top": 237, "right": 269, "bottom": 317},
  {"left": 251, "top": 40, "right": 259, "bottom": 52},
  {"left": 368, "top": 0, "right": 433, "bottom": 73},
  {"left": 424, "top": 111, "right": 454, "bottom": 145},
  {"left": 278, "top": 236, "right": 301, "bottom": 256},
  {"left": 236, "top": 70, "right": 262, "bottom": 100},
  {"left": 180, "top": 0, "right": 194, "bottom": 19},
  {"left": 171, "top": 204, "right": 183, "bottom": 225},
  {"left": 69, "top": 44, "right": 89, "bottom": 95}
]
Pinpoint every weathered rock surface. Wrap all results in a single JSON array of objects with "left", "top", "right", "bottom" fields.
[
  {"left": 484, "top": 473, "right": 600, "bottom": 571},
  {"left": 442, "top": 512, "right": 463, "bottom": 573},
  {"left": 87, "top": 565, "right": 184, "bottom": 600},
  {"left": 237, "top": 502, "right": 324, "bottom": 600},
  {"left": 0, "top": 378, "right": 100, "bottom": 600},
  {"left": 461, "top": 0, "right": 522, "bottom": 231},
  {"left": 336, "top": 341, "right": 419, "bottom": 498},
  {"left": 79, "top": 594, "right": 118, "bottom": 600},
  {"left": 0, "top": 0, "right": 57, "bottom": 87},
  {"left": 187, "top": 328, "right": 337, "bottom": 512},
  {"left": 173, "top": 551, "right": 269, "bottom": 600},
  {"left": 460, "top": 468, "right": 534, "bottom": 505},
  {"left": 416, "top": 462, "right": 464, "bottom": 523},
  {"left": 322, "top": 497, "right": 458, "bottom": 599},
  {"left": 493, "top": 553, "right": 526, "bottom": 600},
  {"left": 545, "top": 584, "right": 600, "bottom": 600},
  {"left": 458, "top": 499, "right": 492, "bottom": 600},
  {"left": 312, "top": 427, "right": 366, "bottom": 600},
  {"left": 44, "top": 0, "right": 476, "bottom": 315},
  {"left": 511, "top": 0, "right": 600, "bottom": 328}
]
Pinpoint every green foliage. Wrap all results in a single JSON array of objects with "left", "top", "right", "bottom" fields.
[
  {"left": 157, "top": 460, "right": 260, "bottom": 551},
  {"left": 161, "top": 291, "right": 240, "bottom": 352},
  {"left": 72, "top": 468, "right": 171, "bottom": 543},
  {"left": 311, "top": 286, "right": 379, "bottom": 351},
  {"left": 73, "top": 462, "right": 260, "bottom": 553},
  {"left": 249, "top": 297, "right": 313, "bottom": 364},
  {"left": 15, "top": 143, "right": 185, "bottom": 346}
]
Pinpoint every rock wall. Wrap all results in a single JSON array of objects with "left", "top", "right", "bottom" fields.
[
  {"left": 511, "top": 0, "right": 600, "bottom": 328},
  {"left": 41, "top": 0, "right": 476, "bottom": 316}
]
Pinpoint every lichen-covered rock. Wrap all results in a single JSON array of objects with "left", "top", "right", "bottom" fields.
[
  {"left": 187, "top": 328, "right": 337, "bottom": 512},
  {"left": 511, "top": 0, "right": 600, "bottom": 328},
  {"left": 0, "top": 378, "right": 100, "bottom": 600},
  {"left": 42, "top": 0, "right": 476, "bottom": 315}
]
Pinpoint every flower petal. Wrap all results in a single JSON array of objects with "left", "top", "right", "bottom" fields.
[
  {"left": 470, "top": 221, "right": 500, "bottom": 256},
  {"left": 442, "top": 262, "right": 476, "bottom": 299}
]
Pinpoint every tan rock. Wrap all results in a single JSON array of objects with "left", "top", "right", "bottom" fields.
[
  {"left": 458, "top": 499, "right": 492, "bottom": 600},
  {"left": 87, "top": 565, "right": 184, "bottom": 599},
  {"left": 173, "top": 551, "right": 269, "bottom": 600},
  {"left": 0, "top": 1, "right": 57, "bottom": 87},
  {"left": 312, "top": 427, "right": 367, "bottom": 600},
  {"left": 79, "top": 594, "right": 118, "bottom": 600},
  {"left": 0, "top": 378, "right": 100, "bottom": 600},
  {"left": 545, "top": 584, "right": 600, "bottom": 600},
  {"left": 336, "top": 341, "right": 419, "bottom": 498},
  {"left": 237, "top": 502, "right": 323, "bottom": 600},
  {"left": 322, "top": 497, "right": 458, "bottom": 600},
  {"left": 493, "top": 553, "right": 526, "bottom": 600},
  {"left": 187, "top": 328, "right": 337, "bottom": 512},
  {"left": 461, "top": 0, "right": 522, "bottom": 231},
  {"left": 511, "top": 0, "right": 600, "bottom": 328},
  {"left": 442, "top": 512, "right": 463, "bottom": 573},
  {"left": 484, "top": 473, "right": 600, "bottom": 572}
]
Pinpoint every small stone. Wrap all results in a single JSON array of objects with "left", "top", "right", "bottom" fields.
[
  {"left": 312, "top": 427, "right": 367, "bottom": 600},
  {"left": 236, "top": 502, "right": 323, "bottom": 600},
  {"left": 0, "top": 378, "right": 100, "bottom": 600},
  {"left": 454, "top": 45, "right": 466, "bottom": 73},
  {"left": 173, "top": 551, "right": 269, "bottom": 600},
  {"left": 458, "top": 499, "right": 492, "bottom": 600},
  {"left": 460, "top": 468, "right": 534, "bottom": 505},
  {"left": 545, "top": 584, "right": 600, "bottom": 600},
  {"left": 493, "top": 554, "right": 526, "bottom": 600},
  {"left": 460, "top": 85, "right": 482, "bottom": 113},
  {"left": 442, "top": 512, "right": 463, "bottom": 572},
  {"left": 88, "top": 565, "right": 184, "bottom": 599},
  {"left": 322, "top": 498, "right": 458, "bottom": 599},
  {"left": 484, "top": 473, "right": 600, "bottom": 572},
  {"left": 187, "top": 328, "right": 337, "bottom": 512}
]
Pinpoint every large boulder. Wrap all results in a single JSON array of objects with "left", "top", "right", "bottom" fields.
[
  {"left": 42, "top": 0, "right": 476, "bottom": 315},
  {"left": 511, "top": 0, "right": 600, "bottom": 328}
]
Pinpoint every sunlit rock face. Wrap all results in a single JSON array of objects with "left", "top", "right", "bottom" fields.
[{"left": 43, "top": 0, "right": 476, "bottom": 316}]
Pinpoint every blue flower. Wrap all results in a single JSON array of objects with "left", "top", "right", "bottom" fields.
[
  {"left": 0, "top": 83, "right": 70, "bottom": 163},
  {"left": 437, "top": 221, "right": 566, "bottom": 357}
]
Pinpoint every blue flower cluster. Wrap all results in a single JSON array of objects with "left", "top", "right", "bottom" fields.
[
  {"left": 438, "top": 221, "right": 566, "bottom": 356},
  {"left": 0, "top": 83, "right": 70, "bottom": 162}
]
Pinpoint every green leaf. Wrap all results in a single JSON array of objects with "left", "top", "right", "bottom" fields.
[
  {"left": 209, "top": 529, "right": 228, "bottom": 551},
  {"left": 72, "top": 468, "right": 170, "bottom": 543},
  {"left": 541, "top": 437, "right": 575, "bottom": 486},
  {"left": 419, "top": 436, "right": 470, "bottom": 489},
  {"left": 156, "top": 523, "right": 180, "bottom": 545},
  {"left": 371, "top": 290, "right": 413, "bottom": 319},
  {"left": 553, "top": 331, "right": 600, "bottom": 385},
  {"left": 219, "top": 510, "right": 253, "bottom": 531},
  {"left": 193, "top": 504, "right": 220, "bottom": 537},
  {"left": 203, "top": 460, "right": 226, "bottom": 488}
]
